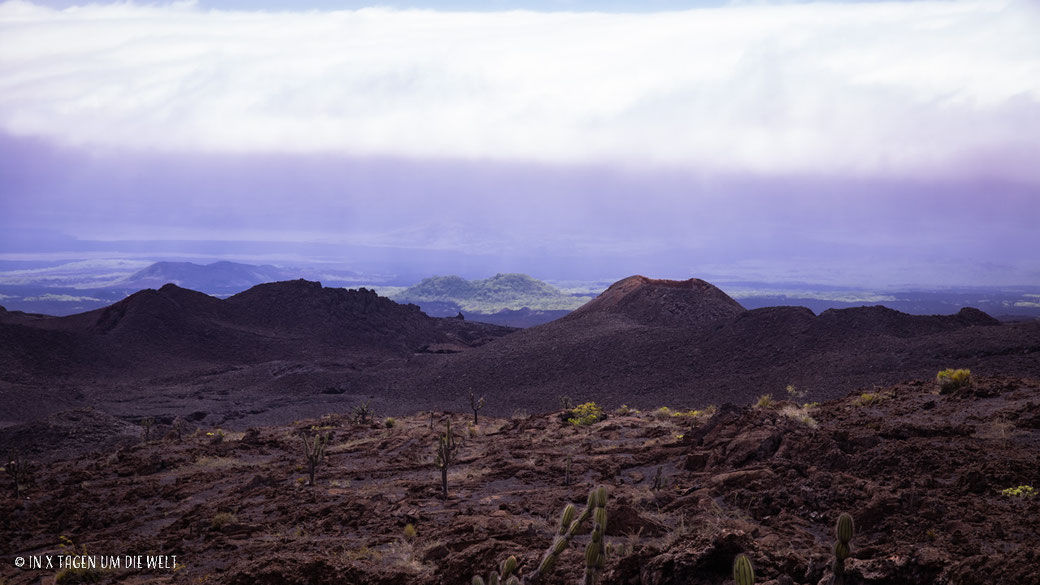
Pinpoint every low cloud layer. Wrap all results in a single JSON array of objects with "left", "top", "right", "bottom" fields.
[{"left": 2, "top": 0, "right": 1039, "bottom": 181}]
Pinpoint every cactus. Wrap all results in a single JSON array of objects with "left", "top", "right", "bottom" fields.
[
  {"left": 733, "top": 553, "right": 755, "bottom": 585},
  {"left": 353, "top": 401, "right": 373, "bottom": 424},
  {"left": 474, "top": 486, "right": 609, "bottom": 585},
  {"left": 140, "top": 417, "right": 154, "bottom": 443},
  {"left": 4, "top": 450, "right": 30, "bottom": 499},
  {"left": 582, "top": 486, "right": 608, "bottom": 585},
  {"left": 300, "top": 429, "right": 330, "bottom": 486},
  {"left": 531, "top": 486, "right": 607, "bottom": 584},
  {"left": 472, "top": 555, "right": 518, "bottom": 585},
  {"left": 564, "top": 456, "right": 572, "bottom": 486},
  {"left": 832, "top": 512, "right": 855, "bottom": 584},
  {"left": 436, "top": 420, "right": 461, "bottom": 499},
  {"left": 470, "top": 391, "right": 486, "bottom": 425}
]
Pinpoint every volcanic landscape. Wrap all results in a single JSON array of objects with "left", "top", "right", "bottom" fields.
[{"left": 1, "top": 276, "right": 1039, "bottom": 585}]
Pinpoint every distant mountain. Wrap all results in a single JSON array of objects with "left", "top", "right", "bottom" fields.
[
  {"left": 394, "top": 273, "right": 588, "bottom": 317},
  {"left": 0, "top": 280, "right": 514, "bottom": 382},
  {"left": 121, "top": 261, "right": 295, "bottom": 292}
]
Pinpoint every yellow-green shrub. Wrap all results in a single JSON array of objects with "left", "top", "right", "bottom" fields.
[
  {"left": 567, "top": 402, "right": 604, "bottom": 426},
  {"left": 936, "top": 368, "right": 971, "bottom": 391}
]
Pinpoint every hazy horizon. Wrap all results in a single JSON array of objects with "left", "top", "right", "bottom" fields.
[{"left": 2, "top": 0, "right": 1039, "bottom": 288}]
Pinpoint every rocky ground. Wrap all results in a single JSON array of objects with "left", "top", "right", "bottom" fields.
[{"left": 2, "top": 376, "right": 1038, "bottom": 585}]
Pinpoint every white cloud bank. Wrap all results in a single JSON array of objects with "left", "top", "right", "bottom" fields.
[{"left": 1, "top": 0, "right": 1039, "bottom": 179}]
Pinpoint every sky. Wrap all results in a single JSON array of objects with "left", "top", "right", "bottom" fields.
[{"left": 1, "top": 0, "right": 1039, "bottom": 286}]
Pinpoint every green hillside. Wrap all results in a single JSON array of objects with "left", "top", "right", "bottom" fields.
[{"left": 394, "top": 273, "right": 589, "bottom": 312}]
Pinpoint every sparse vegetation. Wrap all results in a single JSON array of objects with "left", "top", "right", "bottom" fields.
[
  {"left": 854, "top": 392, "right": 883, "bottom": 406},
  {"left": 434, "top": 420, "right": 461, "bottom": 499},
  {"left": 211, "top": 512, "right": 237, "bottom": 530},
  {"left": 383, "top": 417, "right": 396, "bottom": 429},
  {"left": 779, "top": 404, "right": 818, "bottom": 428},
  {"left": 654, "top": 405, "right": 717, "bottom": 420},
  {"left": 1000, "top": 485, "right": 1035, "bottom": 498},
  {"left": 754, "top": 394, "right": 775, "bottom": 409},
  {"left": 54, "top": 538, "right": 102, "bottom": 584},
  {"left": 937, "top": 368, "right": 972, "bottom": 392},
  {"left": 785, "top": 383, "right": 806, "bottom": 400},
  {"left": 567, "top": 401, "right": 605, "bottom": 426}
]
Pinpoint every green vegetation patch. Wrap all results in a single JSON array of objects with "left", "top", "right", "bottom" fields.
[
  {"left": 394, "top": 273, "right": 589, "bottom": 312},
  {"left": 567, "top": 402, "right": 605, "bottom": 426}
]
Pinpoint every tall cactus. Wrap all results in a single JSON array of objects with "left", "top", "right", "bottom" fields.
[
  {"left": 832, "top": 512, "right": 855, "bottom": 584},
  {"left": 140, "top": 417, "right": 154, "bottom": 443},
  {"left": 530, "top": 486, "right": 607, "bottom": 584},
  {"left": 733, "top": 554, "right": 755, "bottom": 585},
  {"left": 470, "top": 391, "right": 486, "bottom": 425},
  {"left": 4, "top": 450, "right": 30, "bottom": 499},
  {"left": 436, "top": 419, "right": 461, "bottom": 499},
  {"left": 301, "top": 429, "right": 330, "bottom": 486},
  {"left": 582, "top": 486, "right": 608, "bottom": 585}
]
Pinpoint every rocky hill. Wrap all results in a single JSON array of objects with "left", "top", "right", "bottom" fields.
[
  {"left": 0, "top": 281, "right": 514, "bottom": 426},
  {"left": 392, "top": 276, "right": 1040, "bottom": 414}
]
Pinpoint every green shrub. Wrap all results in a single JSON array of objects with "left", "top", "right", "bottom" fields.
[
  {"left": 384, "top": 417, "right": 396, "bottom": 428},
  {"left": 937, "top": 368, "right": 971, "bottom": 391},
  {"left": 567, "top": 402, "right": 605, "bottom": 426}
]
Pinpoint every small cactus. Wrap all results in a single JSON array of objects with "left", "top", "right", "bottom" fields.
[
  {"left": 733, "top": 553, "right": 755, "bottom": 585},
  {"left": 836, "top": 512, "right": 854, "bottom": 543},
  {"left": 832, "top": 512, "right": 855, "bottom": 584}
]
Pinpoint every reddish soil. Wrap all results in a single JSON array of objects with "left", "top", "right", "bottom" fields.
[{"left": 2, "top": 376, "right": 1037, "bottom": 585}]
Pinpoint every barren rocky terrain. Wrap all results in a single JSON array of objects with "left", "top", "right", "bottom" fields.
[{"left": 2, "top": 376, "right": 1038, "bottom": 585}]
